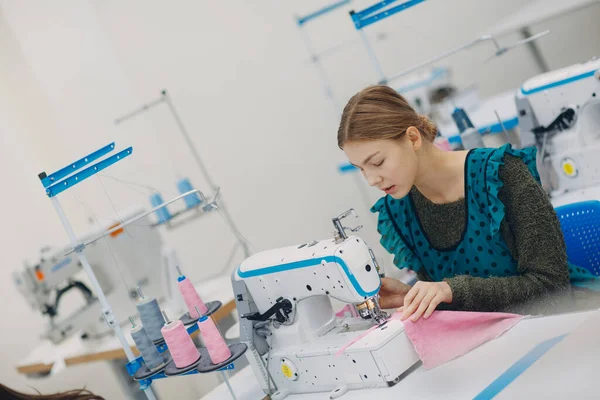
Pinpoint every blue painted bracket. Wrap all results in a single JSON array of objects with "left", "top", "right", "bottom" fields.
[
  {"left": 41, "top": 145, "right": 133, "bottom": 197},
  {"left": 46, "top": 144, "right": 133, "bottom": 197},
  {"left": 350, "top": 0, "right": 426, "bottom": 30},
  {"left": 297, "top": 0, "right": 352, "bottom": 26},
  {"left": 39, "top": 142, "right": 116, "bottom": 189}
]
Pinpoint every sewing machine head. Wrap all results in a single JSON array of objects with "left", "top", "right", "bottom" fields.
[
  {"left": 232, "top": 210, "right": 420, "bottom": 399},
  {"left": 516, "top": 57, "right": 600, "bottom": 195},
  {"left": 235, "top": 209, "right": 386, "bottom": 329},
  {"left": 13, "top": 207, "right": 165, "bottom": 343}
]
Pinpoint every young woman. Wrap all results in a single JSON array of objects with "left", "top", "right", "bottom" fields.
[{"left": 338, "top": 85, "right": 598, "bottom": 322}]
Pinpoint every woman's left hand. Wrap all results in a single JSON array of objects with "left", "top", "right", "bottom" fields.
[{"left": 399, "top": 281, "right": 453, "bottom": 322}]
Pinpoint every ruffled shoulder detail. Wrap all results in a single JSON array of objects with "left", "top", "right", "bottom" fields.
[
  {"left": 371, "top": 196, "right": 422, "bottom": 272},
  {"left": 485, "top": 144, "right": 540, "bottom": 237}
]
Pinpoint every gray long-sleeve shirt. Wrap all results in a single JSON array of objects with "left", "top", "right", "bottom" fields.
[{"left": 411, "top": 154, "right": 595, "bottom": 314}]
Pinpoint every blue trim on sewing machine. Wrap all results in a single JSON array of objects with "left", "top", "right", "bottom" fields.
[
  {"left": 297, "top": 0, "right": 351, "bottom": 26},
  {"left": 444, "top": 116, "right": 520, "bottom": 144},
  {"left": 351, "top": 0, "right": 426, "bottom": 30},
  {"left": 51, "top": 257, "right": 73, "bottom": 272},
  {"left": 40, "top": 143, "right": 116, "bottom": 189},
  {"left": 479, "top": 116, "right": 519, "bottom": 134},
  {"left": 520, "top": 69, "right": 596, "bottom": 96},
  {"left": 338, "top": 163, "right": 358, "bottom": 174},
  {"left": 44, "top": 147, "right": 133, "bottom": 197},
  {"left": 395, "top": 67, "right": 448, "bottom": 93},
  {"left": 237, "top": 255, "right": 380, "bottom": 298},
  {"left": 474, "top": 334, "right": 567, "bottom": 399}
]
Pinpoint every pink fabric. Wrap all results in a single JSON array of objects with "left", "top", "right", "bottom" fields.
[
  {"left": 334, "top": 311, "right": 523, "bottom": 367},
  {"left": 401, "top": 311, "right": 524, "bottom": 369},
  {"left": 335, "top": 323, "right": 380, "bottom": 357},
  {"left": 335, "top": 304, "right": 359, "bottom": 318}
]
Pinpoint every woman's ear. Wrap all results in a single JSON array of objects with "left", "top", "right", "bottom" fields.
[{"left": 406, "top": 126, "right": 423, "bottom": 151}]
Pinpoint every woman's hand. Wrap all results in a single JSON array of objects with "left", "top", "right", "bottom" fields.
[
  {"left": 400, "top": 281, "right": 453, "bottom": 322},
  {"left": 378, "top": 277, "right": 411, "bottom": 309}
]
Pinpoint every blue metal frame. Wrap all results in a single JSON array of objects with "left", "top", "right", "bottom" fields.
[
  {"left": 297, "top": 0, "right": 351, "bottom": 26},
  {"left": 44, "top": 147, "right": 133, "bottom": 197},
  {"left": 350, "top": 0, "right": 426, "bottom": 30},
  {"left": 40, "top": 142, "right": 116, "bottom": 189}
]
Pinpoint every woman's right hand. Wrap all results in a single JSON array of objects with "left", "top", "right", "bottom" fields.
[{"left": 378, "top": 277, "right": 411, "bottom": 309}]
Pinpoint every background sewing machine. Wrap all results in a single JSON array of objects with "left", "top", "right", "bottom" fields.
[
  {"left": 13, "top": 206, "right": 182, "bottom": 344},
  {"left": 516, "top": 57, "right": 600, "bottom": 199},
  {"left": 232, "top": 210, "right": 420, "bottom": 400}
]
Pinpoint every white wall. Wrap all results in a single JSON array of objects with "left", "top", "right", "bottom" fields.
[{"left": 1, "top": 0, "right": 599, "bottom": 399}]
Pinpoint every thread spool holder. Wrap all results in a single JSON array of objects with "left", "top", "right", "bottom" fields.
[
  {"left": 38, "top": 143, "right": 158, "bottom": 400},
  {"left": 126, "top": 312, "right": 248, "bottom": 397},
  {"left": 114, "top": 90, "right": 252, "bottom": 265},
  {"left": 179, "top": 300, "right": 222, "bottom": 326},
  {"left": 38, "top": 143, "right": 244, "bottom": 399}
]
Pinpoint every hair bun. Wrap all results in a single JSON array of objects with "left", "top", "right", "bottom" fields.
[{"left": 418, "top": 114, "right": 438, "bottom": 141}]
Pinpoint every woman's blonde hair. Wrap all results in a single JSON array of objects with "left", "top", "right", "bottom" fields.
[{"left": 337, "top": 85, "right": 437, "bottom": 148}]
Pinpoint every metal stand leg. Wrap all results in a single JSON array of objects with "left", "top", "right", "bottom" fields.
[
  {"left": 163, "top": 92, "right": 252, "bottom": 260},
  {"left": 299, "top": 27, "right": 342, "bottom": 113},
  {"left": 358, "top": 30, "right": 386, "bottom": 84},
  {"left": 221, "top": 370, "right": 237, "bottom": 400},
  {"left": 520, "top": 27, "right": 550, "bottom": 73},
  {"left": 50, "top": 198, "right": 157, "bottom": 400},
  {"left": 109, "top": 359, "right": 157, "bottom": 400}
]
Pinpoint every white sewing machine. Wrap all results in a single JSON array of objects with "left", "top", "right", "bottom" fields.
[
  {"left": 13, "top": 207, "right": 179, "bottom": 344},
  {"left": 516, "top": 57, "right": 600, "bottom": 197},
  {"left": 232, "top": 210, "right": 420, "bottom": 400}
]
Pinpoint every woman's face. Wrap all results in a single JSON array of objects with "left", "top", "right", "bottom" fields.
[{"left": 343, "top": 134, "right": 419, "bottom": 199}]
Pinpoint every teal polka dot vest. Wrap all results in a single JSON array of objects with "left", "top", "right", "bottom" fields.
[{"left": 371, "top": 144, "right": 598, "bottom": 286}]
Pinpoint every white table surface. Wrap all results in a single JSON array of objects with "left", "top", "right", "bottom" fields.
[
  {"left": 487, "top": 0, "right": 600, "bottom": 37},
  {"left": 203, "top": 310, "right": 596, "bottom": 400},
  {"left": 17, "top": 275, "right": 234, "bottom": 373},
  {"left": 497, "top": 309, "right": 600, "bottom": 399},
  {"left": 551, "top": 185, "right": 600, "bottom": 208}
]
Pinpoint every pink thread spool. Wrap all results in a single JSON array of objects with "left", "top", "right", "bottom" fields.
[
  {"left": 161, "top": 318, "right": 200, "bottom": 368},
  {"left": 198, "top": 314, "right": 231, "bottom": 364},
  {"left": 178, "top": 275, "right": 208, "bottom": 318}
]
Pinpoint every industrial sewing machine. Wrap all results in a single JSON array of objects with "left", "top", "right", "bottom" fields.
[
  {"left": 516, "top": 57, "right": 600, "bottom": 197},
  {"left": 13, "top": 207, "right": 171, "bottom": 344},
  {"left": 232, "top": 210, "right": 420, "bottom": 399}
]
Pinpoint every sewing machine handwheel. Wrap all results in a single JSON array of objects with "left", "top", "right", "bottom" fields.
[
  {"left": 179, "top": 301, "right": 222, "bottom": 326},
  {"left": 133, "top": 352, "right": 171, "bottom": 381},
  {"left": 196, "top": 342, "right": 248, "bottom": 373}
]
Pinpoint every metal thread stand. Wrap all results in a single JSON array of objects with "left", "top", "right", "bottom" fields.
[
  {"left": 38, "top": 143, "right": 246, "bottom": 399},
  {"left": 349, "top": 0, "right": 550, "bottom": 84},
  {"left": 115, "top": 91, "right": 251, "bottom": 272},
  {"left": 295, "top": 0, "right": 376, "bottom": 213},
  {"left": 296, "top": 0, "right": 352, "bottom": 114},
  {"left": 38, "top": 144, "right": 157, "bottom": 400}
]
